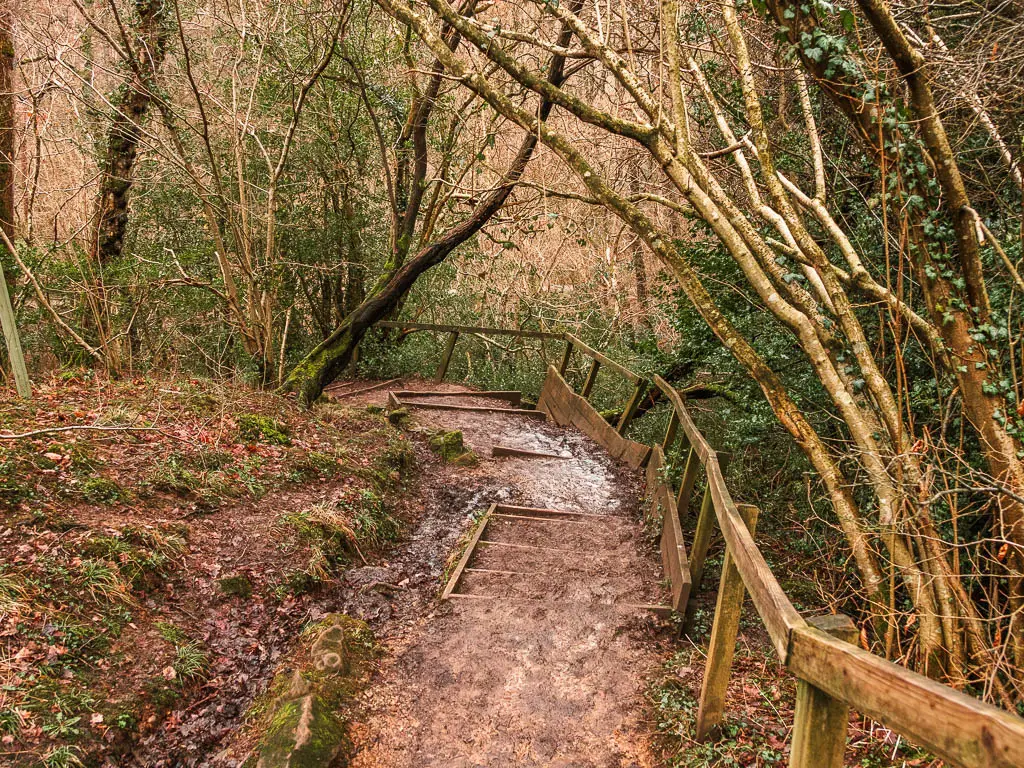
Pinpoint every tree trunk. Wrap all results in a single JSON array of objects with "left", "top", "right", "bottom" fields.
[
  {"left": 281, "top": 130, "right": 540, "bottom": 406},
  {"left": 86, "top": 0, "right": 170, "bottom": 372},
  {"left": 282, "top": 6, "right": 578, "bottom": 405},
  {"left": 0, "top": 0, "right": 14, "bottom": 238},
  {"left": 90, "top": 0, "right": 169, "bottom": 266}
]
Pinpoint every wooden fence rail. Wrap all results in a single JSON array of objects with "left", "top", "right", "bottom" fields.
[
  {"left": 374, "top": 321, "right": 1024, "bottom": 768},
  {"left": 647, "top": 375, "right": 1024, "bottom": 768},
  {"left": 375, "top": 322, "right": 648, "bottom": 435}
]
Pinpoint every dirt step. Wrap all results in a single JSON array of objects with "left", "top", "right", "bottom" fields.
[
  {"left": 469, "top": 538, "right": 632, "bottom": 575},
  {"left": 456, "top": 568, "right": 648, "bottom": 602},
  {"left": 485, "top": 515, "right": 633, "bottom": 550}
]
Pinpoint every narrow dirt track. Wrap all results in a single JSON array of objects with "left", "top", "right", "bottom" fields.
[{"left": 330, "top": 380, "right": 670, "bottom": 768}]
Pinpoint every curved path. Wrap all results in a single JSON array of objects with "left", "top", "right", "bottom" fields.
[{"left": 333, "top": 382, "right": 669, "bottom": 768}]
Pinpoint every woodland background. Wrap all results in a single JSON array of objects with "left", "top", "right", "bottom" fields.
[{"left": 1, "top": 0, "right": 1024, "bottom": 719}]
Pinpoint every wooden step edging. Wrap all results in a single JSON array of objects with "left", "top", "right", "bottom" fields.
[
  {"left": 395, "top": 389, "right": 523, "bottom": 405},
  {"left": 491, "top": 445, "right": 567, "bottom": 459},
  {"left": 442, "top": 504, "right": 495, "bottom": 600},
  {"left": 445, "top": 592, "right": 672, "bottom": 616},
  {"left": 390, "top": 394, "right": 546, "bottom": 419}
]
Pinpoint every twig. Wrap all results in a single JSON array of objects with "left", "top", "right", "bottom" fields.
[{"left": 0, "top": 424, "right": 175, "bottom": 440}]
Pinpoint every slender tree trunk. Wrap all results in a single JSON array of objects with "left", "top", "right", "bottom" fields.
[
  {"left": 0, "top": 0, "right": 14, "bottom": 237},
  {"left": 87, "top": 0, "right": 170, "bottom": 372},
  {"left": 91, "top": 0, "right": 169, "bottom": 266}
]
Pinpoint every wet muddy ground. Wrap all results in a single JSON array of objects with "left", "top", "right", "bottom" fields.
[{"left": 329, "top": 378, "right": 671, "bottom": 768}]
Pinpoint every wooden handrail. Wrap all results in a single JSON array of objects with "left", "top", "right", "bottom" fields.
[
  {"left": 704, "top": 460, "right": 805, "bottom": 661},
  {"left": 650, "top": 373, "right": 1024, "bottom": 767},
  {"left": 653, "top": 374, "right": 714, "bottom": 461},
  {"left": 563, "top": 333, "right": 643, "bottom": 383},
  {"left": 790, "top": 626, "right": 1024, "bottom": 768}
]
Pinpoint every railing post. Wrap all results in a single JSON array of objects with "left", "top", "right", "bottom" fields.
[
  {"left": 675, "top": 444, "right": 699, "bottom": 521},
  {"left": 683, "top": 454, "right": 730, "bottom": 635},
  {"left": 616, "top": 378, "right": 647, "bottom": 435},
  {"left": 696, "top": 504, "right": 759, "bottom": 741},
  {"left": 0, "top": 261, "right": 31, "bottom": 399},
  {"left": 435, "top": 331, "right": 459, "bottom": 382},
  {"left": 581, "top": 358, "right": 601, "bottom": 398},
  {"left": 789, "top": 614, "right": 857, "bottom": 768},
  {"left": 683, "top": 482, "right": 716, "bottom": 635},
  {"left": 558, "top": 339, "right": 574, "bottom": 377},
  {"left": 662, "top": 410, "right": 679, "bottom": 451}
]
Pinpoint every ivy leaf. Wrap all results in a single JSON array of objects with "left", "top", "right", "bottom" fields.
[{"left": 839, "top": 8, "right": 855, "bottom": 31}]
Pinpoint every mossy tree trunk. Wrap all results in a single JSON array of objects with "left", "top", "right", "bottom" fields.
[
  {"left": 86, "top": 0, "right": 170, "bottom": 373},
  {"left": 281, "top": 9, "right": 578, "bottom": 406}
]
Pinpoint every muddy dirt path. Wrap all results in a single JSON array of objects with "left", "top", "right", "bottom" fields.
[{"left": 329, "top": 379, "right": 670, "bottom": 768}]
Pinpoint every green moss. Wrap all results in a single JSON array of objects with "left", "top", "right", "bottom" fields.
[
  {"left": 247, "top": 615, "right": 375, "bottom": 768},
  {"left": 287, "top": 451, "right": 341, "bottom": 481},
  {"left": 81, "top": 477, "right": 126, "bottom": 504},
  {"left": 186, "top": 392, "right": 220, "bottom": 415},
  {"left": 258, "top": 695, "right": 348, "bottom": 768},
  {"left": 450, "top": 451, "right": 479, "bottom": 467},
  {"left": 146, "top": 450, "right": 237, "bottom": 499},
  {"left": 144, "top": 677, "right": 182, "bottom": 709},
  {"left": 428, "top": 430, "right": 466, "bottom": 462},
  {"left": 386, "top": 407, "right": 410, "bottom": 427},
  {"left": 428, "top": 430, "right": 477, "bottom": 465},
  {"left": 237, "top": 413, "right": 291, "bottom": 445},
  {"left": 218, "top": 574, "right": 253, "bottom": 599}
]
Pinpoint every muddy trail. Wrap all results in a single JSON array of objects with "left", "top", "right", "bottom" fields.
[{"left": 328, "top": 379, "right": 671, "bottom": 768}]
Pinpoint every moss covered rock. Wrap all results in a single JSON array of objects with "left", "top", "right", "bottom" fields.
[
  {"left": 429, "top": 430, "right": 464, "bottom": 461},
  {"left": 246, "top": 614, "right": 374, "bottom": 768},
  {"left": 386, "top": 407, "right": 410, "bottom": 427},
  {"left": 237, "top": 413, "right": 291, "bottom": 446}
]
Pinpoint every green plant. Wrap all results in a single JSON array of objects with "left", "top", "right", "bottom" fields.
[
  {"left": 80, "top": 477, "right": 125, "bottom": 503},
  {"left": 0, "top": 706, "right": 26, "bottom": 735},
  {"left": 76, "top": 560, "right": 129, "bottom": 603},
  {"left": 237, "top": 413, "right": 291, "bottom": 445},
  {"left": 41, "top": 712, "right": 83, "bottom": 738},
  {"left": 173, "top": 641, "right": 209, "bottom": 681},
  {"left": 0, "top": 569, "right": 27, "bottom": 619},
  {"left": 147, "top": 454, "right": 202, "bottom": 495},
  {"left": 156, "top": 621, "right": 188, "bottom": 644},
  {"left": 0, "top": 449, "right": 30, "bottom": 503},
  {"left": 42, "top": 746, "right": 85, "bottom": 768},
  {"left": 351, "top": 490, "right": 400, "bottom": 547}
]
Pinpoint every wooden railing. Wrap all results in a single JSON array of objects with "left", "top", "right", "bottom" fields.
[
  {"left": 647, "top": 375, "right": 1024, "bottom": 768},
  {"left": 374, "top": 321, "right": 1024, "bottom": 768},
  {"left": 376, "top": 321, "right": 647, "bottom": 433}
]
